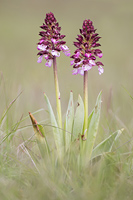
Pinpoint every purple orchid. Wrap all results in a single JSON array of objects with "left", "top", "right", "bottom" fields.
[
  {"left": 71, "top": 19, "right": 104, "bottom": 75},
  {"left": 37, "top": 12, "right": 70, "bottom": 66}
]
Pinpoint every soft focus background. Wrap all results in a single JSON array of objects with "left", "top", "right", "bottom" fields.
[
  {"left": 0, "top": 0, "right": 133, "bottom": 135},
  {"left": 0, "top": 1, "right": 133, "bottom": 199}
]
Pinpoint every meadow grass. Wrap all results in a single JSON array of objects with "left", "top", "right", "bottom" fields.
[{"left": 0, "top": 84, "right": 133, "bottom": 200}]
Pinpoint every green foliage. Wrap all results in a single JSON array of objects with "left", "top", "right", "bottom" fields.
[
  {"left": 64, "top": 91, "right": 74, "bottom": 151},
  {"left": 0, "top": 92, "right": 23, "bottom": 144},
  {"left": 1, "top": 90, "right": 133, "bottom": 200},
  {"left": 91, "top": 129, "right": 123, "bottom": 159},
  {"left": 84, "top": 91, "right": 102, "bottom": 163},
  {"left": 72, "top": 94, "right": 84, "bottom": 141},
  {"left": 29, "top": 112, "right": 50, "bottom": 159},
  {"left": 44, "top": 93, "right": 64, "bottom": 159},
  {"left": 28, "top": 91, "right": 125, "bottom": 172}
]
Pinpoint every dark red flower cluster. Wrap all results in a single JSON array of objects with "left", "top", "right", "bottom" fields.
[
  {"left": 71, "top": 19, "right": 104, "bottom": 75},
  {"left": 37, "top": 12, "right": 70, "bottom": 67}
]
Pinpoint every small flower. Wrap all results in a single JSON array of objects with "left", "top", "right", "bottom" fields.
[
  {"left": 85, "top": 53, "right": 91, "bottom": 58},
  {"left": 61, "top": 45, "right": 71, "bottom": 56},
  {"left": 37, "top": 44, "right": 47, "bottom": 51},
  {"left": 63, "top": 50, "right": 71, "bottom": 56},
  {"left": 45, "top": 59, "right": 53, "bottom": 67},
  {"left": 51, "top": 50, "right": 60, "bottom": 57},
  {"left": 37, "top": 12, "right": 70, "bottom": 66},
  {"left": 37, "top": 55, "right": 43, "bottom": 63},
  {"left": 71, "top": 19, "right": 104, "bottom": 75},
  {"left": 61, "top": 45, "right": 69, "bottom": 51},
  {"left": 72, "top": 67, "right": 84, "bottom": 75},
  {"left": 98, "top": 65, "right": 104, "bottom": 75},
  {"left": 51, "top": 38, "right": 57, "bottom": 44},
  {"left": 89, "top": 59, "right": 96, "bottom": 66},
  {"left": 82, "top": 64, "right": 92, "bottom": 71},
  {"left": 70, "top": 60, "right": 74, "bottom": 65}
]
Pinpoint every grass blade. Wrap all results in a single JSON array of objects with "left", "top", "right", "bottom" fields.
[
  {"left": 91, "top": 129, "right": 123, "bottom": 159},
  {"left": 0, "top": 91, "right": 23, "bottom": 126}
]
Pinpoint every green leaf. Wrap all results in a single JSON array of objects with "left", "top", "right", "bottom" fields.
[
  {"left": 88, "top": 110, "right": 94, "bottom": 130},
  {"left": 91, "top": 129, "right": 123, "bottom": 159},
  {"left": 37, "top": 124, "right": 50, "bottom": 155},
  {"left": 44, "top": 93, "right": 64, "bottom": 159},
  {"left": 72, "top": 95, "right": 84, "bottom": 141},
  {"left": 85, "top": 91, "right": 102, "bottom": 161},
  {"left": 65, "top": 91, "right": 74, "bottom": 151},
  {"left": 29, "top": 112, "right": 50, "bottom": 158}
]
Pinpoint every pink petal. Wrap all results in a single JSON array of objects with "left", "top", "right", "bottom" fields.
[
  {"left": 51, "top": 38, "right": 57, "bottom": 44},
  {"left": 75, "top": 60, "right": 83, "bottom": 67},
  {"left": 37, "top": 55, "right": 43, "bottom": 63},
  {"left": 40, "top": 39, "right": 44, "bottom": 44},
  {"left": 44, "top": 55, "right": 49, "bottom": 60},
  {"left": 64, "top": 50, "right": 71, "bottom": 56},
  {"left": 98, "top": 66, "right": 104, "bottom": 75},
  {"left": 37, "top": 44, "right": 47, "bottom": 51},
  {"left": 51, "top": 50, "right": 60, "bottom": 57},
  {"left": 70, "top": 60, "right": 74, "bottom": 65},
  {"left": 45, "top": 59, "right": 53, "bottom": 67},
  {"left": 83, "top": 64, "right": 92, "bottom": 71},
  {"left": 72, "top": 68, "right": 78, "bottom": 75},
  {"left": 75, "top": 52, "right": 80, "bottom": 58},
  {"left": 61, "top": 45, "right": 69, "bottom": 51},
  {"left": 89, "top": 59, "right": 96, "bottom": 66},
  {"left": 78, "top": 68, "right": 84, "bottom": 75},
  {"left": 85, "top": 53, "right": 91, "bottom": 58},
  {"left": 97, "top": 53, "right": 103, "bottom": 58}
]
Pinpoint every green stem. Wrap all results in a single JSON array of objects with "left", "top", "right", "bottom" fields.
[
  {"left": 83, "top": 71, "right": 88, "bottom": 138},
  {"left": 53, "top": 56, "right": 62, "bottom": 129}
]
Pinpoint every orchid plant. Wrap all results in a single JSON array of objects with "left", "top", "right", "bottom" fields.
[
  {"left": 37, "top": 12, "right": 70, "bottom": 130},
  {"left": 29, "top": 12, "right": 122, "bottom": 169},
  {"left": 70, "top": 19, "right": 104, "bottom": 139}
]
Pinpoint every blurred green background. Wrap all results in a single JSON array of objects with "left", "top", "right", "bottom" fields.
[{"left": 0, "top": 0, "right": 133, "bottom": 133}]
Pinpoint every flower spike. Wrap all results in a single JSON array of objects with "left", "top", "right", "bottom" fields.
[
  {"left": 37, "top": 12, "right": 70, "bottom": 66},
  {"left": 71, "top": 19, "right": 104, "bottom": 75}
]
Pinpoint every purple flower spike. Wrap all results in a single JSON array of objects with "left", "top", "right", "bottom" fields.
[
  {"left": 71, "top": 19, "right": 104, "bottom": 75},
  {"left": 37, "top": 12, "right": 70, "bottom": 66}
]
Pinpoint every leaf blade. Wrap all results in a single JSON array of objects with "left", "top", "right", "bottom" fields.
[
  {"left": 29, "top": 112, "right": 50, "bottom": 158},
  {"left": 91, "top": 129, "right": 123, "bottom": 159},
  {"left": 44, "top": 93, "right": 64, "bottom": 159},
  {"left": 72, "top": 95, "right": 84, "bottom": 141},
  {"left": 85, "top": 91, "right": 102, "bottom": 161},
  {"left": 65, "top": 91, "right": 74, "bottom": 151}
]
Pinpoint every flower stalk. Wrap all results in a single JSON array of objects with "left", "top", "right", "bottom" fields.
[
  {"left": 83, "top": 71, "right": 88, "bottom": 137},
  {"left": 53, "top": 56, "right": 62, "bottom": 128}
]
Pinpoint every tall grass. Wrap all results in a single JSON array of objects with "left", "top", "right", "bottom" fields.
[{"left": 0, "top": 83, "right": 133, "bottom": 199}]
